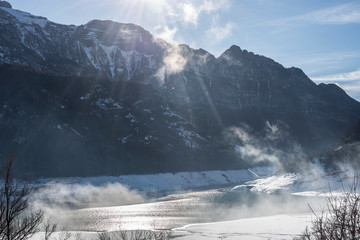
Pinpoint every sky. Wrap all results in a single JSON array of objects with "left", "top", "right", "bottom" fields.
[{"left": 8, "top": 0, "right": 360, "bottom": 101}]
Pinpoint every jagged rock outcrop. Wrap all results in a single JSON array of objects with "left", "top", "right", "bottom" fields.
[
  {"left": 0, "top": 1, "right": 11, "bottom": 8},
  {"left": 0, "top": 6, "right": 166, "bottom": 81}
]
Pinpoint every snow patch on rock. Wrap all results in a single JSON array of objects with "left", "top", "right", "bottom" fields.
[
  {"left": 0, "top": 7, "right": 48, "bottom": 28},
  {"left": 95, "top": 98, "right": 122, "bottom": 111}
]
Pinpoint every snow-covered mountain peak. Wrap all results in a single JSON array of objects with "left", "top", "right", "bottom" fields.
[
  {"left": 0, "top": 7, "right": 168, "bottom": 80},
  {"left": 0, "top": 6, "right": 48, "bottom": 28},
  {"left": 82, "top": 20, "right": 153, "bottom": 45},
  {"left": 85, "top": 20, "right": 145, "bottom": 33},
  {"left": 218, "top": 44, "right": 282, "bottom": 69}
]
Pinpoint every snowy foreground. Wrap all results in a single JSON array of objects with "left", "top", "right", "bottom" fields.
[
  {"left": 29, "top": 167, "right": 358, "bottom": 240},
  {"left": 172, "top": 214, "right": 312, "bottom": 240},
  {"left": 30, "top": 213, "right": 312, "bottom": 240},
  {"left": 170, "top": 168, "right": 358, "bottom": 240}
]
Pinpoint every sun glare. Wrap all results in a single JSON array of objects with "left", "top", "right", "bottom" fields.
[{"left": 100, "top": 0, "right": 166, "bottom": 28}]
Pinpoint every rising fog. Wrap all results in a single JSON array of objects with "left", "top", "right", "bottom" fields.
[
  {"left": 29, "top": 182, "right": 145, "bottom": 228},
  {"left": 25, "top": 120, "right": 360, "bottom": 231}
]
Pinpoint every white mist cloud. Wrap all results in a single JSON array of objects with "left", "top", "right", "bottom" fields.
[
  {"left": 154, "top": 25, "right": 178, "bottom": 44},
  {"left": 154, "top": 46, "right": 188, "bottom": 83},
  {"left": 30, "top": 182, "right": 145, "bottom": 218},
  {"left": 179, "top": 0, "right": 231, "bottom": 26},
  {"left": 155, "top": 0, "right": 220, "bottom": 41},
  {"left": 269, "top": 2, "right": 360, "bottom": 27},
  {"left": 225, "top": 122, "right": 304, "bottom": 170},
  {"left": 227, "top": 124, "right": 284, "bottom": 166},
  {"left": 151, "top": 0, "right": 233, "bottom": 61},
  {"left": 234, "top": 143, "right": 280, "bottom": 165},
  {"left": 28, "top": 182, "right": 145, "bottom": 229},
  {"left": 202, "top": 190, "right": 325, "bottom": 225},
  {"left": 264, "top": 121, "right": 291, "bottom": 142},
  {"left": 153, "top": 0, "right": 231, "bottom": 45},
  {"left": 182, "top": 3, "right": 199, "bottom": 26}
]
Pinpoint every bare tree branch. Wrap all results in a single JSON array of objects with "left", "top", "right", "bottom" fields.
[
  {"left": 296, "top": 174, "right": 360, "bottom": 240},
  {"left": 0, "top": 155, "right": 45, "bottom": 240}
]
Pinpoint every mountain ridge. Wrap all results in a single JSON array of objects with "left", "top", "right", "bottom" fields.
[{"left": 0, "top": 4, "right": 359, "bottom": 177}]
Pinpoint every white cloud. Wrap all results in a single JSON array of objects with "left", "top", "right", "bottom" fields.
[
  {"left": 269, "top": 2, "right": 360, "bottom": 26},
  {"left": 201, "top": 0, "right": 231, "bottom": 13},
  {"left": 206, "top": 19, "right": 236, "bottom": 43},
  {"left": 339, "top": 82, "right": 360, "bottom": 101},
  {"left": 167, "top": 0, "right": 231, "bottom": 26},
  {"left": 340, "top": 83, "right": 360, "bottom": 102},
  {"left": 343, "top": 83, "right": 360, "bottom": 92},
  {"left": 311, "top": 69, "right": 360, "bottom": 82},
  {"left": 152, "top": 0, "right": 231, "bottom": 46},
  {"left": 286, "top": 52, "right": 360, "bottom": 76},
  {"left": 311, "top": 69, "right": 360, "bottom": 101},
  {"left": 182, "top": 3, "right": 199, "bottom": 25},
  {"left": 342, "top": 82, "right": 360, "bottom": 96},
  {"left": 309, "top": 3, "right": 360, "bottom": 24},
  {"left": 154, "top": 25, "right": 178, "bottom": 44}
]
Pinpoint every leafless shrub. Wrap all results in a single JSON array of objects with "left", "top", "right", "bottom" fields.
[
  {"left": 98, "top": 232, "right": 111, "bottom": 240},
  {"left": 43, "top": 218, "right": 57, "bottom": 240},
  {"left": 296, "top": 176, "right": 360, "bottom": 240},
  {"left": 57, "top": 229, "right": 72, "bottom": 240},
  {"left": 97, "top": 229, "right": 172, "bottom": 240},
  {"left": 0, "top": 155, "right": 44, "bottom": 240}
]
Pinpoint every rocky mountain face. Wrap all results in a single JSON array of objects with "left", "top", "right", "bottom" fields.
[
  {"left": 340, "top": 120, "right": 360, "bottom": 145},
  {"left": 1, "top": 2, "right": 360, "bottom": 177},
  {"left": 0, "top": 3, "right": 165, "bottom": 81},
  {"left": 312, "top": 121, "right": 360, "bottom": 171}
]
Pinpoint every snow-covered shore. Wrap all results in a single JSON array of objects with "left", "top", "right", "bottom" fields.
[
  {"left": 30, "top": 213, "right": 312, "bottom": 240},
  {"left": 33, "top": 167, "right": 276, "bottom": 192},
  {"left": 172, "top": 213, "right": 312, "bottom": 240},
  {"left": 27, "top": 167, "right": 359, "bottom": 240}
]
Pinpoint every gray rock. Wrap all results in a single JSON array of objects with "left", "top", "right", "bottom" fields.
[{"left": 0, "top": 1, "right": 11, "bottom": 8}]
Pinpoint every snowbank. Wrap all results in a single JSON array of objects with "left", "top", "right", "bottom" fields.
[
  {"left": 30, "top": 214, "right": 312, "bottom": 240},
  {"left": 172, "top": 214, "right": 312, "bottom": 240}
]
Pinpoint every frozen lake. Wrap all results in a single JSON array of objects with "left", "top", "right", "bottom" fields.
[
  {"left": 47, "top": 187, "right": 323, "bottom": 232},
  {"left": 30, "top": 168, "right": 352, "bottom": 238}
]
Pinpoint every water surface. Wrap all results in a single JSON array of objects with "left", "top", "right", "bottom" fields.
[{"left": 56, "top": 188, "right": 323, "bottom": 231}]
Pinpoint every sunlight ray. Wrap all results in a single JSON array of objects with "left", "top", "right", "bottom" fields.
[{"left": 193, "top": 69, "right": 223, "bottom": 127}]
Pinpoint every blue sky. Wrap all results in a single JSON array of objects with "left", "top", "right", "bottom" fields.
[{"left": 8, "top": 0, "right": 360, "bottom": 101}]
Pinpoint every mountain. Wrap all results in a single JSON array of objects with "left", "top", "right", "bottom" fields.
[
  {"left": 0, "top": 2, "right": 360, "bottom": 177},
  {"left": 0, "top": 3, "right": 165, "bottom": 80},
  {"left": 340, "top": 120, "right": 360, "bottom": 145},
  {"left": 312, "top": 121, "right": 360, "bottom": 170}
]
